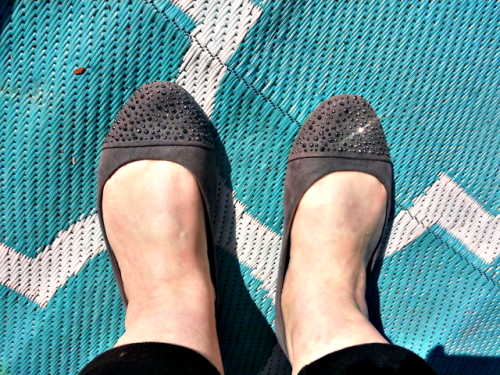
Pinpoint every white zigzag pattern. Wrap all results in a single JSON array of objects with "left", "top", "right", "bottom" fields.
[
  {"left": 0, "top": 214, "right": 105, "bottom": 307},
  {"left": 0, "top": 173, "right": 497, "bottom": 309},
  {"left": 0, "top": 0, "right": 268, "bottom": 308},
  {"left": 172, "top": 0, "right": 262, "bottom": 117},
  {"left": 385, "top": 172, "right": 500, "bottom": 263}
]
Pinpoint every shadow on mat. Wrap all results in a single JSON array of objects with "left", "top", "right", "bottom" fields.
[
  {"left": 213, "top": 131, "right": 278, "bottom": 374},
  {"left": 365, "top": 182, "right": 500, "bottom": 375},
  {"left": 0, "top": 0, "right": 14, "bottom": 34},
  {"left": 427, "top": 345, "right": 500, "bottom": 375}
]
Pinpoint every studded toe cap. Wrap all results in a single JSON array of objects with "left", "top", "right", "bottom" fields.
[
  {"left": 288, "top": 95, "right": 390, "bottom": 162},
  {"left": 103, "top": 81, "right": 215, "bottom": 150}
]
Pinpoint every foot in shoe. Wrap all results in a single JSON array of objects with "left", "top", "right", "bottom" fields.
[
  {"left": 102, "top": 160, "right": 223, "bottom": 374},
  {"left": 281, "top": 171, "right": 389, "bottom": 375}
]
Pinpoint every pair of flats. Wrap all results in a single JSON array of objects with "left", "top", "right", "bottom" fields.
[{"left": 97, "top": 82, "right": 392, "bottom": 358}]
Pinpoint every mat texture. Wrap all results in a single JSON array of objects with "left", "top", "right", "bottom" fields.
[{"left": 0, "top": 1, "right": 499, "bottom": 374}]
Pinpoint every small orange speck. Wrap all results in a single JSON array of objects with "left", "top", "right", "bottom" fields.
[
  {"left": 74, "top": 67, "right": 85, "bottom": 75},
  {"left": 72, "top": 157, "right": 76, "bottom": 165}
]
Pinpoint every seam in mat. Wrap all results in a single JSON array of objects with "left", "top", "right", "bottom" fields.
[
  {"left": 145, "top": 0, "right": 303, "bottom": 129},
  {"left": 145, "top": 0, "right": 498, "bottom": 290}
]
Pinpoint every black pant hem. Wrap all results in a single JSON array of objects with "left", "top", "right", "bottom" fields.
[
  {"left": 298, "top": 343, "right": 437, "bottom": 375},
  {"left": 79, "top": 342, "right": 220, "bottom": 375}
]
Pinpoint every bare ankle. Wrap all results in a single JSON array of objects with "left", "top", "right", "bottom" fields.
[
  {"left": 117, "top": 287, "right": 222, "bottom": 373},
  {"left": 281, "top": 171, "right": 389, "bottom": 373},
  {"left": 288, "top": 311, "right": 388, "bottom": 375},
  {"left": 103, "top": 160, "right": 223, "bottom": 372},
  {"left": 124, "top": 283, "right": 215, "bottom": 328}
]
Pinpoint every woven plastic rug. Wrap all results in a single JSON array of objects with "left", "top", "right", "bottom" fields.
[{"left": 0, "top": 0, "right": 499, "bottom": 374}]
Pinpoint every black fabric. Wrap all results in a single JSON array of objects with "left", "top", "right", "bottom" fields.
[
  {"left": 298, "top": 343, "right": 437, "bottom": 375},
  {"left": 79, "top": 342, "right": 220, "bottom": 375},
  {"left": 80, "top": 342, "right": 435, "bottom": 375}
]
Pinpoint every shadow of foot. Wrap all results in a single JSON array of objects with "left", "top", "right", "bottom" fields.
[
  {"left": 427, "top": 345, "right": 500, "bottom": 375},
  {"left": 213, "top": 129, "right": 279, "bottom": 374}
]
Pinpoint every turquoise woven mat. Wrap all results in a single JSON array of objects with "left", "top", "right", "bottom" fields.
[{"left": 1, "top": 0, "right": 499, "bottom": 374}]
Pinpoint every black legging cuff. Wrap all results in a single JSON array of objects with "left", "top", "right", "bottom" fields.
[
  {"left": 79, "top": 342, "right": 220, "bottom": 375},
  {"left": 298, "top": 343, "right": 437, "bottom": 375}
]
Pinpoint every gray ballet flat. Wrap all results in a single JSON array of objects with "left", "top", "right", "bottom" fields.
[
  {"left": 97, "top": 81, "right": 218, "bottom": 307},
  {"left": 274, "top": 95, "right": 393, "bottom": 358}
]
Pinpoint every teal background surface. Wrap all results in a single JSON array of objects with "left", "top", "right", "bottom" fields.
[{"left": 0, "top": 1, "right": 499, "bottom": 374}]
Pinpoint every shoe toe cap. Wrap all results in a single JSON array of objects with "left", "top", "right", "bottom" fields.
[
  {"left": 289, "top": 94, "right": 390, "bottom": 160},
  {"left": 104, "top": 81, "right": 215, "bottom": 148}
]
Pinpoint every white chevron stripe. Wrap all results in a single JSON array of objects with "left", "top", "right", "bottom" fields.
[
  {"left": 177, "top": 48, "right": 228, "bottom": 116},
  {"left": 0, "top": 175, "right": 282, "bottom": 308},
  {"left": 213, "top": 176, "right": 281, "bottom": 301},
  {"left": 386, "top": 172, "right": 500, "bottom": 263},
  {"left": 0, "top": 214, "right": 105, "bottom": 307},
  {"left": 173, "top": 0, "right": 262, "bottom": 63},
  {"left": 173, "top": 0, "right": 262, "bottom": 116},
  {"left": 0, "top": 0, "right": 269, "bottom": 308},
  {"left": 172, "top": 0, "right": 281, "bottom": 297}
]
